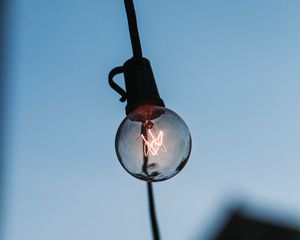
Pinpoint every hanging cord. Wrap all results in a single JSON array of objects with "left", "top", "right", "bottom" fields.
[
  {"left": 108, "top": 0, "right": 143, "bottom": 101},
  {"left": 121, "top": 0, "right": 160, "bottom": 240},
  {"left": 124, "top": 0, "right": 143, "bottom": 58},
  {"left": 147, "top": 182, "right": 161, "bottom": 240},
  {"left": 124, "top": 0, "right": 161, "bottom": 238}
]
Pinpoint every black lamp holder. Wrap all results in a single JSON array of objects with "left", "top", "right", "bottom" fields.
[{"left": 108, "top": 0, "right": 165, "bottom": 115}]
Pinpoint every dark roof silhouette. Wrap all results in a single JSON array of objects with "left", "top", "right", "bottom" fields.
[{"left": 211, "top": 209, "right": 300, "bottom": 240}]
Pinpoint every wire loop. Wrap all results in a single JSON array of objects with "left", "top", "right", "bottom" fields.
[{"left": 108, "top": 66, "right": 127, "bottom": 102}]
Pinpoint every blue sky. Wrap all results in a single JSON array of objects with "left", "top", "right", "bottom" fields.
[{"left": 3, "top": 0, "right": 300, "bottom": 239}]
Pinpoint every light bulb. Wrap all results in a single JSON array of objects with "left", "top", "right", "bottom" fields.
[{"left": 115, "top": 104, "right": 191, "bottom": 182}]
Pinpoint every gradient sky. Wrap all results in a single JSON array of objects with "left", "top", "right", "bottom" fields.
[{"left": 3, "top": 0, "right": 300, "bottom": 239}]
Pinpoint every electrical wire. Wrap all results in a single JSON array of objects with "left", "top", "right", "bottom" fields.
[
  {"left": 125, "top": 1, "right": 160, "bottom": 238},
  {"left": 147, "top": 182, "right": 161, "bottom": 240},
  {"left": 124, "top": 0, "right": 143, "bottom": 58}
]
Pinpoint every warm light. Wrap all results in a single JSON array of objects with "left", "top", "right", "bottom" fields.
[
  {"left": 115, "top": 105, "right": 191, "bottom": 182},
  {"left": 141, "top": 129, "right": 166, "bottom": 156}
]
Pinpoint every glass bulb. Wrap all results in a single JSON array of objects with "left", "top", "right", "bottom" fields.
[{"left": 115, "top": 104, "right": 192, "bottom": 182}]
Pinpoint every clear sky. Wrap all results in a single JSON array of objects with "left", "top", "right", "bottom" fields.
[{"left": 3, "top": 0, "right": 300, "bottom": 239}]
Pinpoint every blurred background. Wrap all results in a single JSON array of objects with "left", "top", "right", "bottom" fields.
[{"left": 1, "top": 0, "right": 300, "bottom": 239}]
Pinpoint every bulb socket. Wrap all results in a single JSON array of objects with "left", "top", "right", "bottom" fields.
[{"left": 123, "top": 57, "right": 165, "bottom": 115}]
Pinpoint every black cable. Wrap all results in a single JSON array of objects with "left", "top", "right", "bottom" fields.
[
  {"left": 147, "top": 182, "right": 161, "bottom": 240},
  {"left": 124, "top": 1, "right": 160, "bottom": 238},
  {"left": 124, "top": 0, "right": 143, "bottom": 58}
]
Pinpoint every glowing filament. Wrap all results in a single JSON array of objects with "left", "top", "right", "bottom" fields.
[{"left": 141, "top": 129, "right": 166, "bottom": 156}]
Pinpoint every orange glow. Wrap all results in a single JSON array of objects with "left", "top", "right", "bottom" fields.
[{"left": 141, "top": 129, "right": 166, "bottom": 156}]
